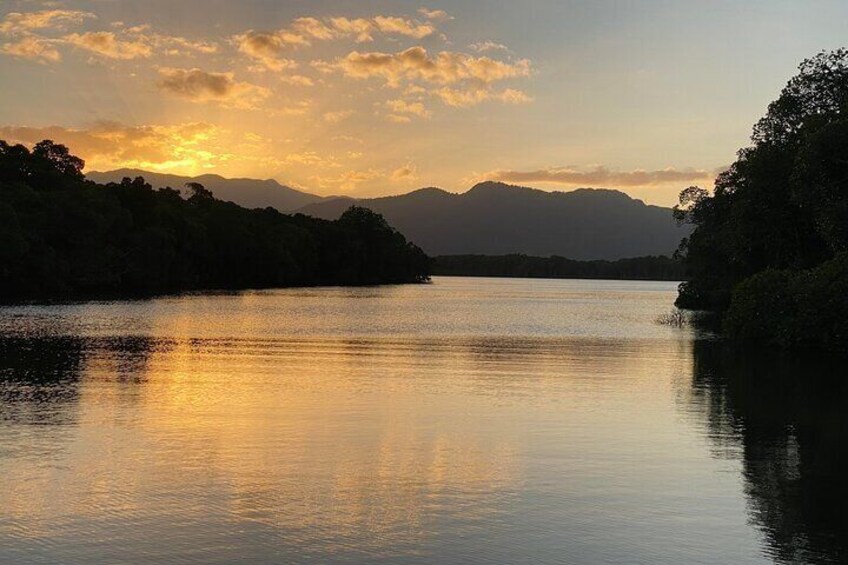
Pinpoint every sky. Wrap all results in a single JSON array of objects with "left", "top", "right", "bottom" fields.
[{"left": 1, "top": 0, "right": 847, "bottom": 205}]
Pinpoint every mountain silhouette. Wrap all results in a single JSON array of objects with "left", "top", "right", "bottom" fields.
[
  {"left": 296, "top": 181, "right": 689, "bottom": 260},
  {"left": 86, "top": 169, "right": 323, "bottom": 212},
  {"left": 85, "top": 172, "right": 688, "bottom": 259}
]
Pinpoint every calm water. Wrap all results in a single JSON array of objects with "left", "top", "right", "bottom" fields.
[{"left": 0, "top": 277, "right": 845, "bottom": 564}]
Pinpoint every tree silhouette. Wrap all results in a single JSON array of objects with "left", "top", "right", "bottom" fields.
[
  {"left": 675, "top": 49, "right": 848, "bottom": 349},
  {"left": 0, "top": 140, "right": 430, "bottom": 299}
]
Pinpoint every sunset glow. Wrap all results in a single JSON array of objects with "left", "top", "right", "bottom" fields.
[{"left": 2, "top": 1, "right": 847, "bottom": 204}]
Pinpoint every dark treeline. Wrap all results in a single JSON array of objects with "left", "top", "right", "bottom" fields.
[
  {"left": 676, "top": 49, "right": 848, "bottom": 351},
  {"left": 0, "top": 140, "right": 429, "bottom": 300},
  {"left": 432, "top": 254, "right": 684, "bottom": 281}
]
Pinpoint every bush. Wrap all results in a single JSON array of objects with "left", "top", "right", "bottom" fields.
[{"left": 724, "top": 254, "right": 848, "bottom": 350}]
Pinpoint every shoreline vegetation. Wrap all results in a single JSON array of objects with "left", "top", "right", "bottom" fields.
[
  {"left": 0, "top": 141, "right": 429, "bottom": 301},
  {"left": 432, "top": 254, "right": 684, "bottom": 281},
  {"left": 675, "top": 49, "right": 848, "bottom": 351}
]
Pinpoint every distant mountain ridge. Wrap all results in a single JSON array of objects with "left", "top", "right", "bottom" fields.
[
  {"left": 295, "top": 181, "right": 690, "bottom": 260},
  {"left": 86, "top": 169, "right": 323, "bottom": 212},
  {"left": 86, "top": 170, "right": 689, "bottom": 260}
]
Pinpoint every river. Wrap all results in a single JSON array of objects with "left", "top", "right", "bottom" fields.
[{"left": 1, "top": 277, "right": 844, "bottom": 564}]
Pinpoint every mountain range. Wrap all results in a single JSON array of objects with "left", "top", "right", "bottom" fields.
[
  {"left": 87, "top": 169, "right": 689, "bottom": 260},
  {"left": 86, "top": 169, "right": 323, "bottom": 212}
]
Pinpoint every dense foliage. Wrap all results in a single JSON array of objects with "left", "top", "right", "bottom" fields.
[
  {"left": 723, "top": 254, "right": 848, "bottom": 350},
  {"left": 0, "top": 140, "right": 430, "bottom": 300},
  {"left": 432, "top": 254, "right": 684, "bottom": 281},
  {"left": 675, "top": 49, "right": 848, "bottom": 350}
]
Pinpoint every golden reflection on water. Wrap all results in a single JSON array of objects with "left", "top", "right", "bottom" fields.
[{"left": 1, "top": 333, "right": 701, "bottom": 555}]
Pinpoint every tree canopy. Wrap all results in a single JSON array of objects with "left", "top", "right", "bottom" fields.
[
  {"left": 0, "top": 140, "right": 430, "bottom": 300},
  {"left": 675, "top": 49, "right": 848, "bottom": 349}
]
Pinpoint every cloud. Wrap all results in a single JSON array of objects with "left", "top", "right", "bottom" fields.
[
  {"left": 390, "top": 164, "right": 418, "bottom": 182},
  {"left": 417, "top": 8, "right": 452, "bottom": 21},
  {"left": 1, "top": 35, "right": 61, "bottom": 63},
  {"left": 435, "top": 87, "right": 532, "bottom": 107},
  {"left": 280, "top": 74, "right": 314, "bottom": 86},
  {"left": 328, "top": 46, "right": 531, "bottom": 87},
  {"left": 0, "top": 121, "right": 224, "bottom": 172},
  {"left": 233, "top": 13, "right": 442, "bottom": 67},
  {"left": 386, "top": 99, "right": 431, "bottom": 119},
  {"left": 469, "top": 41, "right": 510, "bottom": 53},
  {"left": 233, "top": 30, "right": 299, "bottom": 70},
  {"left": 291, "top": 17, "right": 336, "bottom": 41},
  {"left": 372, "top": 16, "right": 434, "bottom": 39},
  {"left": 327, "top": 17, "right": 374, "bottom": 43},
  {"left": 0, "top": 9, "right": 95, "bottom": 34},
  {"left": 331, "top": 135, "right": 363, "bottom": 144},
  {"left": 63, "top": 31, "right": 152, "bottom": 59},
  {"left": 482, "top": 166, "right": 713, "bottom": 187},
  {"left": 386, "top": 114, "right": 412, "bottom": 123},
  {"left": 1, "top": 15, "right": 217, "bottom": 63},
  {"left": 157, "top": 67, "right": 270, "bottom": 109},
  {"left": 121, "top": 26, "right": 218, "bottom": 56},
  {"left": 323, "top": 110, "right": 353, "bottom": 123}
]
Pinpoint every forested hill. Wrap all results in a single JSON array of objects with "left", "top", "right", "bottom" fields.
[
  {"left": 296, "top": 182, "right": 689, "bottom": 260},
  {"left": 0, "top": 140, "right": 430, "bottom": 300},
  {"left": 87, "top": 169, "right": 323, "bottom": 212}
]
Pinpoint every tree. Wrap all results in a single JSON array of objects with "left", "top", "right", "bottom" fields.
[
  {"left": 32, "top": 140, "right": 85, "bottom": 179},
  {"left": 676, "top": 49, "right": 848, "bottom": 311},
  {"left": 185, "top": 181, "right": 214, "bottom": 202}
]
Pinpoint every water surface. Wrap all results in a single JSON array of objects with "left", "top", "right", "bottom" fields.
[{"left": 1, "top": 277, "right": 845, "bottom": 564}]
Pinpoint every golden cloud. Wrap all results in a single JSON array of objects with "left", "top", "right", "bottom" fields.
[
  {"left": 417, "top": 8, "right": 452, "bottom": 21},
  {"left": 291, "top": 17, "right": 336, "bottom": 41},
  {"left": 0, "top": 9, "right": 95, "bottom": 34},
  {"left": 390, "top": 164, "right": 418, "bottom": 182},
  {"left": 435, "top": 87, "right": 532, "bottom": 107},
  {"left": 122, "top": 25, "right": 218, "bottom": 56},
  {"left": 484, "top": 166, "right": 713, "bottom": 187},
  {"left": 386, "top": 99, "right": 431, "bottom": 119},
  {"left": 469, "top": 41, "right": 510, "bottom": 53},
  {"left": 233, "top": 13, "right": 441, "bottom": 69},
  {"left": 327, "top": 17, "right": 374, "bottom": 43},
  {"left": 372, "top": 16, "right": 434, "bottom": 39},
  {"left": 328, "top": 46, "right": 531, "bottom": 87},
  {"left": 323, "top": 110, "right": 354, "bottom": 123},
  {"left": 1, "top": 35, "right": 61, "bottom": 63},
  {"left": 0, "top": 13, "right": 217, "bottom": 63},
  {"left": 157, "top": 67, "right": 271, "bottom": 109},
  {"left": 63, "top": 31, "right": 152, "bottom": 59},
  {"left": 233, "top": 30, "right": 299, "bottom": 71},
  {"left": 280, "top": 74, "right": 314, "bottom": 86}
]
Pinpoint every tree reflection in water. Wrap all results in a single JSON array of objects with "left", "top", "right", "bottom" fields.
[{"left": 690, "top": 342, "right": 848, "bottom": 564}]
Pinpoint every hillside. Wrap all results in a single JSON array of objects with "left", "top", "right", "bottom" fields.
[
  {"left": 296, "top": 182, "right": 689, "bottom": 260},
  {"left": 1, "top": 142, "right": 429, "bottom": 299},
  {"left": 86, "top": 169, "right": 323, "bottom": 212}
]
